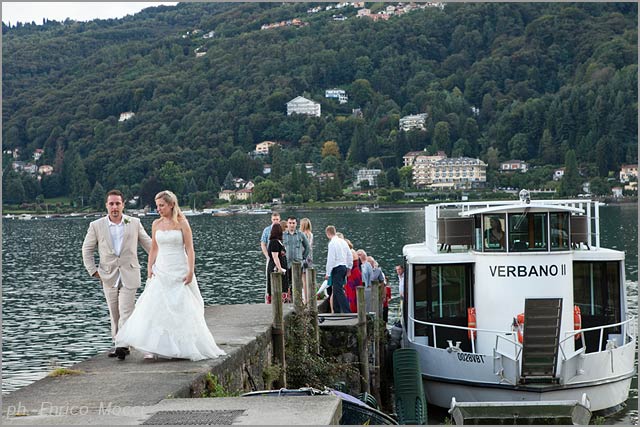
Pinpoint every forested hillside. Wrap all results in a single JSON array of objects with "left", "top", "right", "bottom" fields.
[{"left": 2, "top": 2, "right": 637, "bottom": 207}]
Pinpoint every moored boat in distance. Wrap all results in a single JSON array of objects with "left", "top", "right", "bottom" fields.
[
  {"left": 18, "top": 214, "right": 33, "bottom": 220},
  {"left": 400, "top": 190, "right": 636, "bottom": 419},
  {"left": 246, "top": 208, "right": 271, "bottom": 215},
  {"left": 212, "top": 209, "right": 232, "bottom": 217},
  {"left": 182, "top": 209, "right": 203, "bottom": 216}
]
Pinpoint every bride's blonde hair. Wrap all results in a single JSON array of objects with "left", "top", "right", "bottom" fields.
[{"left": 155, "top": 190, "right": 184, "bottom": 224}]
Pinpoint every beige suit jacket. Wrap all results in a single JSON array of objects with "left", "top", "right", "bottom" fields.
[{"left": 82, "top": 215, "right": 152, "bottom": 289}]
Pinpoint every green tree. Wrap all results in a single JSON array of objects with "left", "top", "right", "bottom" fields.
[
  {"left": 254, "top": 179, "right": 280, "bottom": 203},
  {"left": 508, "top": 133, "right": 528, "bottom": 160},
  {"left": 3, "top": 175, "right": 25, "bottom": 204},
  {"left": 559, "top": 150, "right": 581, "bottom": 196},
  {"left": 222, "top": 171, "right": 235, "bottom": 190},
  {"left": 158, "top": 161, "right": 185, "bottom": 195},
  {"left": 399, "top": 166, "right": 413, "bottom": 189},
  {"left": 433, "top": 121, "right": 451, "bottom": 154},
  {"left": 389, "top": 189, "right": 405, "bottom": 201},
  {"left": 386, "top": 167, "right": 400, "bottom": 187},
  {"left": 538, "top": 129, "right": 556, "bottom": 165},
  {"left": 89, "top": 181, "right": 105, "bottom": 210},
  {"left": 68, "top": 153, "right": 91, "bottom": 207}
]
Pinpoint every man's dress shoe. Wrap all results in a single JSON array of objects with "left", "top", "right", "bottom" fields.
[
  {"left": 108, "top": 347, "right": 130, "bottom": 357},
  {"left": 114, "top": 347, "right": 129, "bottom": 360}
]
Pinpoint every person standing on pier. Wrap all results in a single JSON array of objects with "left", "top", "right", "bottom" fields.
[
  {"left": 115, "top": 190, "right": 226, "bottom": 361},
  {"left": 396, "top": 265, "right": 405, "bottom": 298},
  {"left": 260, "top": 212, "right": 281, "bottom": 303},
  {"left": 82, "top": 189, "right": 152, "bottom": 358},
  {"left": 324, "top": 225, "right": 352, "bottom": 313},
  {"left": 299, "top": 218, "right": 314, "bottom": 303},
  {"left": 267, "top": 223, "right": 289, "bottom": 304},
  {"left": 283, "top": 216, "right": 310, "bottom": 300}
]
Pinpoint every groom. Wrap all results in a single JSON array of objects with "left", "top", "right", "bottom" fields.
[{"left": 82, "top": 189, "right": 152, "bottom": 359}]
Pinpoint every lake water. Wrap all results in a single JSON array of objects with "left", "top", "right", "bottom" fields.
[{"left": 2, "top": 205, "right": 637, "bottom": 423}]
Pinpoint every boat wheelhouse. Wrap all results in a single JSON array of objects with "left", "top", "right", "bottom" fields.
[{"left": 400, "top": 191, "right": 636, "bottom": 415}]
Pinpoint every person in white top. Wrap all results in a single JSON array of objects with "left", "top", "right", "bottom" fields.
[
  {"left": 395, "top": 265, "right": 405, "bottom": 298},
  {"left": 324, "top": 225, "right": 352, "bottom": 313}
]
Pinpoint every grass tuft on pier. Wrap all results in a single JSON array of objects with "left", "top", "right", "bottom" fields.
[{"left": 48, "top": 368, "right": 84, "bottom": 377}]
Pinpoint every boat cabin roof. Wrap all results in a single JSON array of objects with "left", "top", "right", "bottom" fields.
[
  {"left": 459, "top": 203, "right": 584, "bottom": 216},
  {"left": 416, "top": 196, "right": 607, "bottom": 256}
]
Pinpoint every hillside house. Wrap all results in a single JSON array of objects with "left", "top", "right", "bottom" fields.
[
  {"left": 254, "top": 141, "right": 278, "bottom": 156},
  {"left": 119, "top": 112, "right": 135, "bottom": 122},
  {"left": 286, "top": 96, "right": 321, "bottom": 117},
  {"left": 619, "top": 164, "right": 638, "bottom": 183},
  {"left": 33, "top": 149, "right": 44, "bottom": 161},
  {"left": 355, "top": 169, "right": 382, "bottom": 187},
  {"left": 500, "top": 160, "right": 528, "bottom": 173},
  {"left": 399, "top": 113, "right": 428, "bottom": 131},
  {"left": 325, "top": 89, "right": 348, "bottom": 104}
]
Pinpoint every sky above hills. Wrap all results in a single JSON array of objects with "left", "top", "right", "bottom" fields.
[{"left": 2, "top": 2, "right": 178, "bottom": 25}]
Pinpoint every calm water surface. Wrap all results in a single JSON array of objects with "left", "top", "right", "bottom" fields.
[{"left": 2, "top": 205, "right": 637, "bottom": 424}]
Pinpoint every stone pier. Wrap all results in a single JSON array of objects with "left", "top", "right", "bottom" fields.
[{"left": 1, "top": 304, "right": 341, "bottom": 425}]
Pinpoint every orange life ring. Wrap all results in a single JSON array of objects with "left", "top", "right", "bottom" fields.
[
  {"left": 467, "top": 307, "right": 476, "bottom": 340},
  {"left": 516, "top": 312, "right": 525, "bottom": 344},
  {"left": 574, "top": 305, "right": 582, "bottom": 340}
]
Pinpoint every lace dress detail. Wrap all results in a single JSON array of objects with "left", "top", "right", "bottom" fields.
[{"left": 115, "top": 230, "right": 225, "bottom": 361}]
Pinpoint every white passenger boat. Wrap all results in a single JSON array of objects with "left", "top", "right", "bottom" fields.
[{"left": 400, "top": 190, "right": 636, "bottom": 416}]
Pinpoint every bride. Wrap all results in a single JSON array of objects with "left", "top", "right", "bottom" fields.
[{"left": 115, "top": 190, "right": 226, "bottom": 361}]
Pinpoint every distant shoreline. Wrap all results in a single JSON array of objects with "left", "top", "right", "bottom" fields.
[{"left": 3, "top": 197, "right": 636, "bottom": 219}]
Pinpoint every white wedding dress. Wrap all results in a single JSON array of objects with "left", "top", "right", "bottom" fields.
[{"left": 115, "top": 229, "right": 225, "bottom": 361}]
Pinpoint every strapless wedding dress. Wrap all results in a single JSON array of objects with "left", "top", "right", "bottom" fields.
[{"left": 115, "top": 229, "right": 225, "bottom": 361}]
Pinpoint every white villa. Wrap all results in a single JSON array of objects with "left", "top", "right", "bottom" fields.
[
  {"left": 399, "top": 113, "right": 428, "bottom": 131},
  {"left": 286, "top": 96, "right": 321, "bottom": 117}
]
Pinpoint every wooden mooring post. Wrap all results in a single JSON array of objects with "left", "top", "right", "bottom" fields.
[
  {"left": 292, "top": 261, "right": 304, "bottom": 313},
  {"left": 372, "top": 281, "right": 382, "bottom": 404},
  {"left": 356, "top": 286, "right": 370, "bottom": 393},
  {"left": 270, "top": 272, "right": 286, "bottom": 389},
  {"left": 305, "top": 267, "right": 320, "bottom": 354}
]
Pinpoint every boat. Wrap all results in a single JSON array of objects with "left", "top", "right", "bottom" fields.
[
  {"left": 212, "top": 209, "right": 232, "bottom": 217},
  {"left": 242, "top": 388, "right": 398, "bottom": 425},
  {"left": 182, "top": 209, "right": 203, "bottom": 216},
  {"left": 246, "top": 208, "right": 271, "bottom": 215},
  {"left": 18, "top": 214, "right": 33, "bottom": 220},
  {"left": 360, "top": 206, "right": 370, "bottom": 213},
  {"left": 399, "top": 190, "right": 636, "bottom": 418},
  {"left": 4, "top": 214, "right": 15, "bottom": 219},
  {"left": 182, "top": 200, "right": 203, "bottom": 216}
]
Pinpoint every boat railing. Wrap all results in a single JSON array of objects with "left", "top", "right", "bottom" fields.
[
  {"left": 558, "top": 315, "right": 637, "bottom": 360},
  {"left": 408, "top": 315, "right": 519, "bottom": 355}
]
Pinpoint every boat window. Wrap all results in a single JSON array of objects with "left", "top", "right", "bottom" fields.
[
  {"left": 483, "top": 214, "right": 506, "bottom": 251},
  {"left": 430, "top": 265, "right": 468, "bottom": 318},
  {"left": 574, "top": 262, "right": 621, "bottom": 318},
  {"left": 413, "top": 264, "right": 470, "bottom": 320},
  {"left": 573, "top": 261, "right": 621, "bottom": 352},
  {"left": 412, "top": 263, "right": 473, "bottom": 350},
  {"left": 549, "top": 212, "right": 570, "bottom": 251},
  {"left": 508, "top": 212, "right": 548, "bottom": 252}
]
